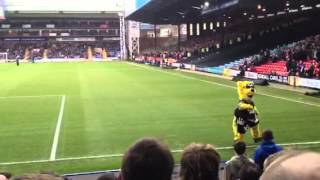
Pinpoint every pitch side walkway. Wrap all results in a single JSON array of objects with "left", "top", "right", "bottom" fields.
[{"left": 177, "top": 69, "right": 318, "bottom": 94}]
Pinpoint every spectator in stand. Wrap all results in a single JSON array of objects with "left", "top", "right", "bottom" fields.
[
  {"left": 180, "top": 143, "right": 220, "bottom": 180},
  {"left": 260, "top": 150, "right": 320, "bottom": 180},
  {"left": 286, "top": 58, "right": 294, "bottom": 75},
  {"left": 225, "top": 141, "right": 254, "bottom": 180},
  {"left": 308, "top": 62, "right": 315, "bottom": 78},
  {"left": 120, "top": 138, "right": 174, "bottom": 180},
  {"left": 316, "top": 48, "right": 320, "bottom": 61},
  {"left": 253, "top": 129, "right": 283, "bottom": 170},
  {"left": 239, "top": 163, "right": 261, "bottom": 180},
  {"left": 297, "top": 60, "right": 305, "bottom": 77}
]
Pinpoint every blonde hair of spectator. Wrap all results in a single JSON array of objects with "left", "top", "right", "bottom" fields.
[{"left": 260, "top": 150, "right": 320, "bottom": 180}]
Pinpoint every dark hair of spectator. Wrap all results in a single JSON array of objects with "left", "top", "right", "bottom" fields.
[
  {"left": 234, "top": 141, "right": 246, "bottom": 155},
  {"left": 239, "top": 163, "right": 261, "bottom": 180},
  {"left": 180, "top": 143, "right": 221, "bottom": 180},
  {"left": 121, "top": 138, "right": 174, "bottom": 180},
  {"left": 262, "top": 129, "right": 274, "bottom": 141}
]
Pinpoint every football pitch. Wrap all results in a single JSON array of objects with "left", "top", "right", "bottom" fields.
[{"left": 0, "top": 61, "right": 319, "bottom": 174}]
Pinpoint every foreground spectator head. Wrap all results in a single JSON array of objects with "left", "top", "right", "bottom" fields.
[
  {"left": 225, "top": 141, "right": 253, "bottom": 180},
  {"left": 260, "top": 150, "right": 320, "bottom": 180},
  {"left": 180, "top": 143, "right": 220, "bottom": 180},
  {"left": 253, "top": 129, "right": 283, "bottom": 170},
  {"left": 97, "top": 173, "right": 116, "bottom": 180},
  {"left": 234, "top": 141, "right": 246, "bottom": 155},
  {"left": 12, "top": 173, "right": 64, "bottom": 180},
  {"left": 120, "top": 138, "right": 174, "bottom": 180},
  {"left": 239, "top": 163, "right": 261, "bottom": 180},
  {"left": 262, "top": 129, "right": 274, "bottom": 141}
]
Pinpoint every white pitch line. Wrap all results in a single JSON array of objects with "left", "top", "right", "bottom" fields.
[
  {"left": 0, "top": 94, "right": 63, "bottom": 99},
  {"left": 0, "top": 140, "right": 319, "bottom": 166},
  {"left": 49, "top": 95, "right": 66, "bottom": 161},
  {"left": 129, "top": 63, "right": 320, "bottom": 108}
]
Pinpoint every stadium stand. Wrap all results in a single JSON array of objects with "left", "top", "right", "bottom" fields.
[
  {"left": 211, "top": 34, "right": 320, "bottom": 79},
  {"left": 0, "top": 15, "right": 121, "bottom": 61},
  {"left": 1, "top": 0, "right": 320, "bottom": 178}
]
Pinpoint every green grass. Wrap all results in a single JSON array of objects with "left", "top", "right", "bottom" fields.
[{"left": 0, "top": 62, "right": 319, "bottom": 175}]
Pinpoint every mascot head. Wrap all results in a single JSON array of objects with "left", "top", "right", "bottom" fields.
[{"left": 237, "top": 81, "right": 256, "bottom": 100}]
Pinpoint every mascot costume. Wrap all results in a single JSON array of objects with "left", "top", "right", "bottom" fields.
[{"left": 233, "top": 81, "right": 262, "bottom": 142}]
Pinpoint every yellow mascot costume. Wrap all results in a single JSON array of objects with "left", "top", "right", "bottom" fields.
[{"left": 233, "top": 81, "right": 262, "bottom": 142}]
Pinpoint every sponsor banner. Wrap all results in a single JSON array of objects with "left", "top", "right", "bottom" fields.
[
  {"left": 46, "top": 24, "right": 55, "bottom": 28},
  {"left": 56, "top": 37, "right": 96, "bottom": 42},
  {"left": 0, "top": 7, "right": 4, "bottom": 20},
  {"left": 206, "top": 67, "right": 224, "bottom": 75},
  {"left": 223, "top": 68, "right": 240, "bottom": 77},
  {"left": 296, "top": 77, "right": 320, "bottom": 89},
  {"left": 103, "top": 37, "right": 120, "bottom": 41},
  {"left": 191, "top": 65, "right": 196, "bottom": 71},
  {"left": 257, "top": 73, "right": 269, "bottom": 80},
  {"left": 135, "top": 56, "right": 144, "bottom": 61},
  {"left": 269, "top": 75, "right": 289, "bottom": 84},
  {"left": 60, "top": 33, "right": 70, "bottom": 37},
  {"left": 22, "top": 24, "right": 31, "bottom": 28},
  {"left": 35, "top": 59, "right": 86, "bottom": 63},
  {"left": 184, "top": 64, "right": 192, "bottom": 70},
  {"left": 288, "top": 76, "right": 295, "bottom": 86},
  {"left": 245, "top": 71, "right": 258, "bottom": 79},
  {"left": 257, "top": 74, "right": 289, "bottom": 84},
  {"left": 49, "top": 33, "right": 57, "bottom": 37},
  {"left": 34, "top": 58, "right": 115, "bottom": 63},
  {"left": 172, "top": 63, "right": 181, "bottom": 68},
  {"left": 195, "top": 67, "right": 207, "bottom": 72},
  {"left": 4, "top": 38, "right": 47, "bottom": 41},
  {"left": 1, "top": 24, "right": 10, "bottom": 28}
]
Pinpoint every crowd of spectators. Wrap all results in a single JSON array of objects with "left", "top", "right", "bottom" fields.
[
  {"left": 0, "top": 41, "right": 120, "bottom": 60},
  {"left": 2, "top": 129, "right": 320, "bottom": 180},
  {"left": 237, "top": 34, "right": 320, "bottom": 79},
  {"left": 139, "top": 35, "right": 219, "bottom": 63}
]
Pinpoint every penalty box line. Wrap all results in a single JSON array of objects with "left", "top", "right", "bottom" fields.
[
  {"left": 0, "top": 94, "right": 66, "bottom": 161},
  {"left": 0, "top": 94, "right": 63, "bottom": 99},
  {"left": 0, "top": 140, "right": 320, "bottom": 166},
  {"left": 50, "top": 95, "right": 66, "bottom": 161}
]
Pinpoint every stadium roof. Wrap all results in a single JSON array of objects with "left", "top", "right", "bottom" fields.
[{"left": 126, "top": 0, "right": 320, "bottom": 24}]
